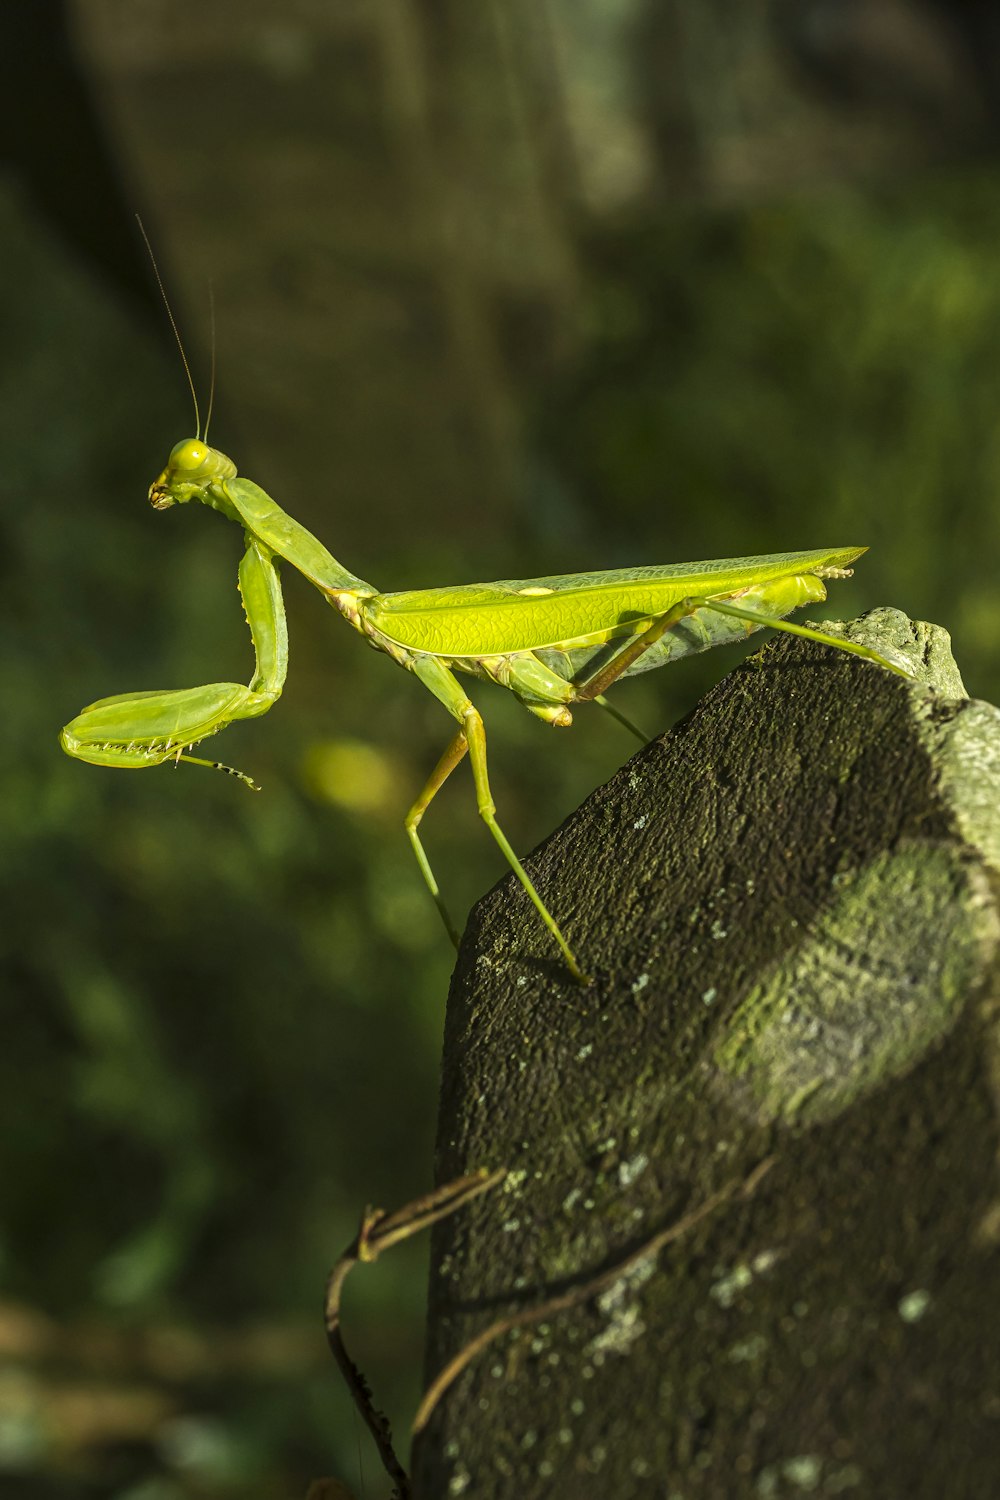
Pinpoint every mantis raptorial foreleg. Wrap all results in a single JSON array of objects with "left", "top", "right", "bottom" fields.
[
  {"left": 408, "top": 656, "right": 588, "bottom": 982},
  {"left": 59, "top": 537, "right": 287, "bottom": 788}
]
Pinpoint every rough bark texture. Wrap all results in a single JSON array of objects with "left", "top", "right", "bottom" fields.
[{"left": 412, "top": 609, "right": 1000, "bottom": 1500}]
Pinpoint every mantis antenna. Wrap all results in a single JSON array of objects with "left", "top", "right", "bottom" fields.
[
  {"left": 135, "top": 213, "right": 203, "bottom": 440},
  {"left": 203, "top": 283, "right": 216, "bottom": 444}
]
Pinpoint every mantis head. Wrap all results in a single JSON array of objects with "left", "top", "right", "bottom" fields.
[{"left": 149, "top": 439, "right": 238, "bottom": 511}]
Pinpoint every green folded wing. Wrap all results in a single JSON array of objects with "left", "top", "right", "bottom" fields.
[{"left": 363, "top": 548, "right": 865, "bottom": 659}]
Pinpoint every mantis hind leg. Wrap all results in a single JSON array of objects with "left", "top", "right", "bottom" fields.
[
  {"left": 593, "top": 694, "right": 648, "bottom": 744},
  {"left": 573, "top": 597, "right": 703, "bottom": 702},
  {"left": 683, "top": 599, "right": 915, "bottom": 678},
  {"left": 574, "top": 594, "right": 914, "bottom": 703},
  {"left": 499, "top": 652, "right": 649, "bottom": 746}
]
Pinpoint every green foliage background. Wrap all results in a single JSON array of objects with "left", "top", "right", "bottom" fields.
[{"left": 4, "top": 4, "right": 1000, "bottom": 1496}]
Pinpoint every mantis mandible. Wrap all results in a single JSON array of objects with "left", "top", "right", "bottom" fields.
[{"left": 60, "top": 424, "right": 911, "bottom": 983}]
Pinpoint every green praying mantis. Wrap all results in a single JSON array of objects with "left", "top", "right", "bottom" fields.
[
  {"left": 60, "top": 236, "right": 911, "bottom": 983},
  {"left": 60, "top": 420, "right": 911, "bottom": 983}
]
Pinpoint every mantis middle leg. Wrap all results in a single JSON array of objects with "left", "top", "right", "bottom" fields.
[
  {"left": 405, "top": 729, "right": 470, "bottom": 947},
  {"left": 407, "top": 657, "right": 587, "bottom": 982}
]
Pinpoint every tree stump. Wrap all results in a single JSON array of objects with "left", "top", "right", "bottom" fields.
[{"left": 412, "top": 610, "right": 1000, "bottom": 1500}]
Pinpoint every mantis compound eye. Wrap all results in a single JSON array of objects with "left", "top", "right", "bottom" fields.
[{"left": 169, "top": 439, "right": 208, "bottom": 472}]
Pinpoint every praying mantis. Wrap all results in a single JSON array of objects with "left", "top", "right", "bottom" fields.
[
  {"left": 60, "top": 229, "right": 910, "bottom": 982},
  {"left": 59, "top": 421, "right": 911, "bottom": 982}
]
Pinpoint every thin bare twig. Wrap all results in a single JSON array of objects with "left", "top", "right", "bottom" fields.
[
  {"left": 324, "top": 1167, "right": 507, "bottom": 1498},
  {"left": 412, "top": 1155, "right": 775, "bottom": 1436}
]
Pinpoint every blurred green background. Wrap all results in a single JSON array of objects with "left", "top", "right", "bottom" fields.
[{"left": 5, "top": 0, "right": 1000, "bottom": 1495}]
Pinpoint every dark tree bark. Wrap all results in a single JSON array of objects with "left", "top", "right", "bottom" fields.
[{"left": 413, "top": 609, "right": 1000, "bottom": 1500}]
